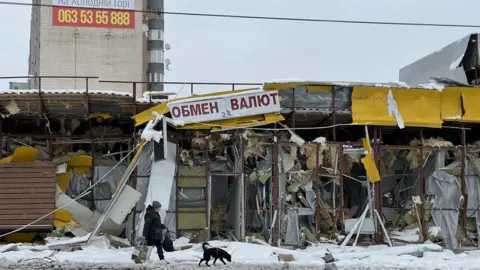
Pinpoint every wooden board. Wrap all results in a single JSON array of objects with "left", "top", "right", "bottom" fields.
[{"left": 0, "top": 162, "right": 56, "bottom": 232}]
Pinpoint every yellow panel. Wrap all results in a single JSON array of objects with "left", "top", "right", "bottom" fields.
[
  {"left": 87, "top": 113, "right": 111, "bottom": 119},
  {"left": 441, "top": 88, "right": 463, "bottom": 120},
  {"left": 54, "top": 219, "right": 68, "bottom": 229},
  {"left": 306, "top": 85, "right": 333, "bottom": 92},
  {"left": 132, "top": 102, "right": 169, "bottom": 127},
  {"left": 56, "top": 171, "right": 72, "bottom": 192},
  {"left": 0, "top": 156, "right": 13, "bottom": 164},
  {"left": 0, "top": 146, "right": 38, "bottom": 163},
  {"left": 6, "top": 146, "right": 41, "bottom": 163},
  {"left": 351, "top": 86, "right": 396, "bottom": 126},
  {"left": 361, "top": 138, "right": 380, "bottom": 183},
  {"left": 54, "top": 209, "right": 73, "bottom": 222},
  {"left": 395, "top": 89, "right": 442, "bottom": 128},
  {"left": 68, "top": 155, "right": 92, "bottom": 167},
  {"left": 68, "top": 155, "right": 92, "bottom": 175},
  {"left": 4, "top": 233, "right": 37, "bottom": 243},
  {"left": 352, "top": 86, "right": 443, "bottom": 128},
  {"left": 461, "top": 88, "right": 480, "bottom": 122},
  {"left": 264, "top": 113, "right": 285, "bottom": 123}
]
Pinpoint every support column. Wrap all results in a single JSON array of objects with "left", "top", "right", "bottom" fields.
[
  {"left": 419, "top": 129, "right": 426, "bottom": 241},
  {"left": 272, "top": 126, "right": 279, "bottom": 245},
  {"left": 204, "top": 137, "right": 211, "bottom": 240},
  {"left": 239, "top": 135, "right": 246, "bottom": 241},
  {"left": 460, "top": 126, "right": 468, "bottom": 237},
  {"left": 373, "top": 127, "right": 382, "bottom": 243}
]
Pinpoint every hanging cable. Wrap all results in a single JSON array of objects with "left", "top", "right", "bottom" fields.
[{"left": 1, "top": 1, "right": 479, "bottom": 29}]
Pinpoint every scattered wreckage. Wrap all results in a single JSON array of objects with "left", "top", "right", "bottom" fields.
[{"left": 1, "top": 80, "right": 480, "bottom": 257}]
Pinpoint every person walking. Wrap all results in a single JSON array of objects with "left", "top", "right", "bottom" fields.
[{"left": 143, "top": 201, "right": 166, "bottom": 261}]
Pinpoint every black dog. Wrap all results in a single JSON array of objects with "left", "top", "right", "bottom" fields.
[{"left": 198, "top": 242, "right": 232, "bottom": 266}]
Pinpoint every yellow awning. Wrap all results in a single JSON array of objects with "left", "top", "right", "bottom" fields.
[
  {"left": 351, "top": 87, "right": 396, "bottom": 126},
  {"left": 395, "top": 89, "right": 442, "bottom": 128},
  {"left": 351, "top": 86, "right": 442, "bottom": 128}
]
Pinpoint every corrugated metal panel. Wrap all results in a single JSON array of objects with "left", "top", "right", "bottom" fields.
[
  {"left": 399, "top": 33, "right": 474, "bottom": 85},
  {"left": 0, "top": 162, "right": 56, "bottom": 231}
]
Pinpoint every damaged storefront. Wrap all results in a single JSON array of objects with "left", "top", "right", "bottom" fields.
[
  {"left": 131, "top": 80, "right": 480, "bottom": 250},
  {"left": 4, "top": 79, "right": 480, "bottom": 252},
  {"left": 0, "top": 89, "right": 161, "bottom": 243},
  {"left": 130, "top": 83, "right": 379, "bottom": 247}
]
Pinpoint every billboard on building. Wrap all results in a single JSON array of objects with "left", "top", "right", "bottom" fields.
[{"left": 52, "top": 0, "right": 135, "bottom": 29}]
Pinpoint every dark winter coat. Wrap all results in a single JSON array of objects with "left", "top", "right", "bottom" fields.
[{"left": 143, "top": 205, "right": 166, "bottom": 245}]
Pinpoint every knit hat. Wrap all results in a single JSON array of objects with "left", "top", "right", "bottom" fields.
[{"left": 152, "top": 201, "right": 162, "bottom": 208}]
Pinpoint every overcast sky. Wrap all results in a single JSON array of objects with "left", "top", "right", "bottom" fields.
[{"left": 0, "top": 0, "right": 479, "bottom": 95}]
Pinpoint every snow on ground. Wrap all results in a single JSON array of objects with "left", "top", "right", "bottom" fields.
[
  {"left": 2, "top": 236, "right": 480, "bottom": 269},
  {"left": 330, "top": 249, "right": 480, "bottom": 270},
  {"left": 0, "top": 237, "right": 323, "bottom": 269}
]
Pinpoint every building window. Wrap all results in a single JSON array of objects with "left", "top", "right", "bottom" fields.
[
  {"left": 149, "top": 72, "right": 163, "bottom": 83},
  {"left": 149, "top": 50, "right": 164, "bottom": 63},
  {"left": 148, "top": 29, "right": 163, "bottom": 41}
]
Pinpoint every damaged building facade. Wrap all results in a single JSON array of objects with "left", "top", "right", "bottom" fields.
[
  {"left": 0, "top": 85, "right": 163, "bottom": 243},
  {"left": 3, "top": 76, "right": 480, "bottom": 251},
  {"left": 131, "top": 79, "right": 480, "bottom": 250}
]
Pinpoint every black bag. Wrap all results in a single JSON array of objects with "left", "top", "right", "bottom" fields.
[{"left": 162, "top": 230, "right": 175, "bottom": 252}]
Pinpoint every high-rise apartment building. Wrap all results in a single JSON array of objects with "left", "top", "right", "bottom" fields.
[{"left": 25, "top": 0, "right": 165, "bottom": 95}]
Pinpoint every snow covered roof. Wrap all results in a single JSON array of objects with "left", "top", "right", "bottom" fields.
[
  {"left": 0, "top": 89, "right": 165, "bottom": 103},
  {"left": 263, "top": 79, "right": 448, "bottom": 92},
  {"left": 0, "top": 89, "right": 165, "bottom": 118}
]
